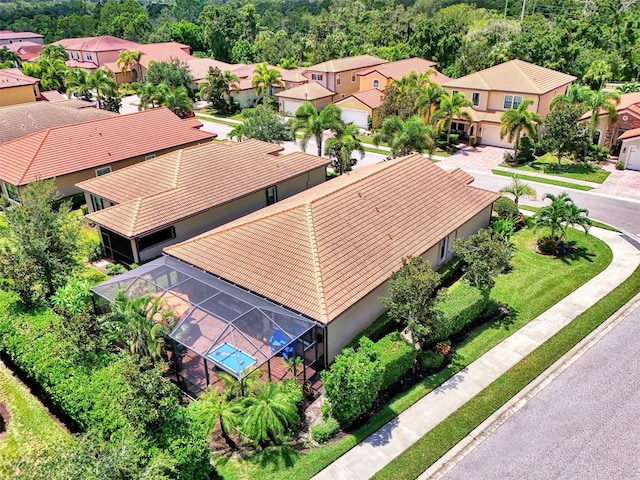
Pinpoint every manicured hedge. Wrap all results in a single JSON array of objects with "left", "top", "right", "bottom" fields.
[
  {"left": 436, "top": 283, "right": 499, "bottom": 342},
  {"left": 416, "top": 350, "right": 445, "bottom": 372},
  {"left": 372, "top": 332, "right": 417, "bottom": 390},
  {"left": 311, "top": 417, "right": 340, "bottom": 444}
]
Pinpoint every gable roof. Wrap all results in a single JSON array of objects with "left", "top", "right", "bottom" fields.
[
  {"left": 54, "top": 35, "right": 139, "bottom": 52},
  {"left": 443, "top": 59, "right": 576, "bottom": 95},
  {"left": 165, "top": 156, "right": 499, "bottom": 323},
  {"left": 0, "top": 68, "right": 38, "bottom": 88},
  {"left": 79, "top": 140, "right": 328, "bottom": 237},
  {"left": 275, "top": 81, "right": 334, "bottom": 101},
  {"left": 0, "top": 30, "right": 43, "bottom": 41},
  {"left": 358, "top": 57, "right": 438, "bottom": 80},
  {"left": 188, "top": 57, "right": 235, "bottom": 83},
  {"left": 0, "top": 108, "right": 215, "bottom": 186},
  {"left": 5, "top": 41, "right": 42, "bottom": 61},
  {"left": 336, "top": 88, "right": 384, "bottom": 109},
  {"left": 0, "top": 101, "right": 117, "bottom": 144},
  {"left": 617, "top": 127, "right": 640, "bottom": 141},
  {"left": 306, "top": 55, "right": 387, "bottom": 74}
]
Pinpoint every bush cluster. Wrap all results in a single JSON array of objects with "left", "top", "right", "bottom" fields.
[
  {"left": 436, "top": 284, "right": 499, "bottom": 342},
  {"left": 371, "top": 332, "right": 417, "bottom": 390},
  {"left": 494, "top": 196, "right": 519, "bottom": 218},
  {"left": 311, "top": 417, "right": 340, "bottom": 444},
  {"left": 416, "top": 350, "right": 445, "bottom": 372}
]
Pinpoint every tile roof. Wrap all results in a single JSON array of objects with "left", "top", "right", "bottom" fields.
[
  {"left": 187, "top": 58, "right": 235, "bottom": 82},
  {"left": 462, "top": 106, "right": 503, "bottom": 124},
  {"left": 447, "top": 167, "right": 475, "bottom": 185},
  {"left": 54, "top": 35, "right": 140, "bottom": 52},
  {"left": 0, "top": 31, "right": 43, "bottom": 41},
  {"left": 0, "top": 102, "right": 116, "bottom": 143},
  {"left": 306, "top": 54, "right": 388, "bottom": 73},
  {"left": 136, "top": 42, "right": 192, "bottom": 69},
  {"left": 617, "top": 127, "right": 640, "bottom": 140},
  {"left": 358, "top": 57, "right": 439, "bottom": 80},
  {"left": 275, "top": 82, "right": 334, "bottom": 100},
  {"left": 0, "top": 68, "right": 39, "bottom": 88},
  {"left": 5, "top": 41, "right": 42, "bottom": 61},
  {"left": 336, "top": 88, "right": 384, "bottom": 109},
  {"left": 165, "top": 155, "right": 499, "bottom": 323},
  {"left": 276, "top": 67, "right": 307, "bottom": 83},
  {"left": 79, "top": 140, "right": 328, "bottom": 237},
  {"left": 38, "top": 90, "right": 66, "bottom": 102},
  {"left": 443, "top": 59, "right": 576, "bottom": 95},
  {"left": 65, "top": 59, "right": 98, "bottom": 69},
  {"left": 0, "top": 108, "right": 215, "bottom": 186}
]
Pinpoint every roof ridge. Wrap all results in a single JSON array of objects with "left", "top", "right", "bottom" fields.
[
  {"left": 17, "top": 129, "right": 49, "bottom": 185},
  {"left": 172, "top": 149, "right": 183, "bottom": 188},
  {"left": 305, "top": 202, "right": 328, "bottom": 323},
  {"left": 513, "top": 60, "right": 540, "bottom": 93},
  {"left": 128, "top": 197, "right": 143, "bottom": 237}
]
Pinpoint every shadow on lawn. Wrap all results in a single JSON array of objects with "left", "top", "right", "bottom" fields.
[
  {"left": 556, "top": 242, "right": 595, "bottom": 265},
  {"left": 257, "top": 444, "right": 297, "bottom": 469}
]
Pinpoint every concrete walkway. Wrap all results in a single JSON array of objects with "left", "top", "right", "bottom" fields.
[{"left": 312, "top": 227, "right": 640, "bottom": 480}]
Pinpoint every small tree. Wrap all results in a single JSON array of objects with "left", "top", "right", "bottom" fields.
[
  {"left": 199, "top": 67, "right": 239, "bottom": 112},
  {"left": 534, "top": 193, "right": 591, "bottom": 252},
  {"left": 193, "top": 387, "right": 243, "bottom": 448},
  {"left": 290, "top": 102, "right": 344, "bottom": 157},
  {"left": 452, "top": 229, "right": 513, "bottom": 299},
  {"left": 324, "top": 123, "right": 364, "bottom": 174},
  {"left": 499, "top": 176, "right": 537, "bottom": 206},
  {"left": 499, "top": 98, "right": 542, "bottom": 162},
  {"left": 538, "top": 103, "right": 590, "bottom": 166},
  {"left": 0, "top": 179, "right": 82, "bottom": 306},
  {"left": 380, "top": 256, "right": 443, "bottom": 346},
  {"left": 372, "top": 116, "right": 436, "bottom": 158},
  {"left": 229, "top": 105, "right": 291, "bottom": 143}
]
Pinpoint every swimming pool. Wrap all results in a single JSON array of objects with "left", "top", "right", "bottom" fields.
[{"left": 207, "top": 342, "right": 257, "bottom": 375}]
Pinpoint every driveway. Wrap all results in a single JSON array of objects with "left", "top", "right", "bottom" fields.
[
  {"left": 592, "top": 158, "right": 640, "bottom": 201},
  {"left": 437, "top": 145, "right": 511, "bottom": 172}
]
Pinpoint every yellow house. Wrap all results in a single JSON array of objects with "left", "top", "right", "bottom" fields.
[
  {"left": 334, "top": 89, "right": 385, "bottom": 129},
  {"left": 0, "top": 68, "right": 39, "bottom": 107},
  {"left": 303, "top": 55, "right": 387, "bottom": 99},
  {"left": 357, "top": 57, "right": 449, "bottom": 92},
  {"left": 276, "top": 82, "right": 335, "bottom": 116}
]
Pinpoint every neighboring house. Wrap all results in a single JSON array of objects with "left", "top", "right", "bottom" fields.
[
  {"left": 0, "top": 68, "right": 40, "bottom": 106},
  {"left": 276, "top": 82, "right": 335, "bottom": 116},
  {"left": 0, "top": 30, "right": 44, "bottom": 45},
  {"left": 442, "top": 59, "right": 576, "bottom": 147},
  {"left": 277, "top": 67, "right": 308, "bottom": 90},
  {"left": 5, "top": 41, "right": 43, "bottom": 64},
  {"left": 303, "top": 54, "right": 388, "bottom": 99},
  {"left": 77, "top": 139, "right": 328, "bottom": 265},
  {"left": 0, "top": 108, "right": 215, "bottom": 201},
  {"left": 612, "top": 128, "right": 640, "bottom": 170},
  {"left": 334, "top": 88, "right": 384, "bottom": 129},
  {"left": 54, "top": 35, "right": 140, "bottom": 72},
  {"left": 188, "top": 57, "right": 236, "bottom": 88},
  {"left": 589, "top": 92, "right": 640, "bottom": 154},
  {"left": 357, "top": 57, "right": 448, "bottom": 91}
]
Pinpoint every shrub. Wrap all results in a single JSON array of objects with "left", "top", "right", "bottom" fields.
[
  {"left": 416, "top": 350, "right": 445, "bottom": 372},
  {"left": 311, "top": 417, "right": 340, "bottom": 444},
  {"left": 494, "top": 196, "right": 519, "bottom": 219},
  {"left": 468, "top": 135, "right": 475, "bottom": 146},
  {"left": 492, "top": 216, "right": 516, "bottom": 240},
  {"left": 517, "top": 136, "right": 535, "bottom": 163},
  {"left": 449, "top": 133, "right": 459, "bottom": 145},
  {"left": 584, "top": 144, "right": 609, "bottom": 163},
  {"left": 85, "top": 238, "right": 104, "bottom": 262},
  {"left": 105, "top": 263, "right": 127, "bottom": 276},
  {"left": 347, "top": 312, "right": 395, "bottom": 347},
  {"left": 503, "top": 151, "right": 514, "bottom": 163},
  {"left": 372, "top": 332, "right": 417, "bottom": 390},
  {"left": 616, "top": 160, "right": 625, "bottom": 170},
  {"left": 80, "top": 204, "right": 89, "bottom": 216}
]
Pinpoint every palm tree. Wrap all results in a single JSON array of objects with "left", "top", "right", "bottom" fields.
[
  {"left": 65, "top": 68, "right": 92, "bottom": 101},
  {"left": 290, "top": 102, "right": 344, "bottom": 157},
  {"left": 534, "top": 193, "right": 591, "bottom": 251},
  {"left": 195, "top": 387, "right": 243, "bottom": 447},
  {"left": 37, "top": 57, "right": 69, "bottom": 92},
  {"left": 241, "top": 381, "right": 299, "bottom": 446},
  {"left": 88, "top": 67, "right": 117, "bottom": 109},
  {"left": 583, "top": 59, "right": 612, "bottom": 91},
  {"left": 160, "top": 85, "right": 194, "bottom": 118},
  {"left": 373, "top": 116, "right": 436, "bottom": 158},
  {"left": 616, "top": 82, "right": 640, "bottom": 93},
  {"left": 432, "top": 92, "right": 473, "bottom": 144},
  {"left": 40, "top": 44, "right": 68, "bottom": 61},
  {"left": 583, "top": 88, "right": 620, "bottom": 144},
  {"left": 549, "top": 84, "right": 591, "bottom": 112},
  {"left": 116, "top": 49, "right": 144, "bottom": 82},
  {"left": 499, "top": 176, "right": 537, "bottom": 206},
  {"left": 252, "top": 62, "right": 284, "bottom": 103},
  {"left": 416, "top": 82, "right": 446, "bottom": 124},
  {"left": 324, "top": 123, "right": 365, "bottom": 174},
  {"left": 136, "top": 82, "right": 158, "bottom": 110},
  {"left": 0, "top": 46, "right": 20, "bottom": 68},
  {"left": 223, "top": 69, "right": 240, "bottom": 103},
  {"left": 277, "top": 57, "right": 297, "bottom": 69},
  {"left": 499, "top": 98, "right": 542, "bottom": 161}
]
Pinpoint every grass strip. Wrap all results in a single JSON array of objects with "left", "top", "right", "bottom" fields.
[
  {"left": 195, "top": 115, "right": 239, "bottom": 127},
  {"left": 518, "top": 205, "right": 620, "bottom": 232},
  {"left": 372, "top": 265, "right": 640, "bottom": 480},
  {"left": 499, "top": 160, "right": 610, "bottom": 184},
  {"left": 492, "top": 169, "right": 594, "bottom": 191}
]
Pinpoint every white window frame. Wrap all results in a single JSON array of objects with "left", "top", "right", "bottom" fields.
[
  {"left": 438, "top": 236, "right": 449, "bottom": 264},
  {"left": 472, "top": 92, "right": 480, "bottom": 106},
  {"left": 336, "top": 73, "right": 341, "bottom": 86},
  {"left": 86, "top": 52, "right": 93, "bottom": 61},
  {"left": 373, "top": 79, "right": 380, "bottom": 89},
  {"left": 503, "top": 95, "right": 513, "bottom": 109},
  {"left": 311, "top": 73, "right": 323, "bottom": 81},
  {"left": 513, "top": 96, "right": 523, "bottom": 108},
  {"left": 95, "top": 166, "right": 112, "bottom": 177},
  {"left": 91, "top": 194, "right": 105, "bottom": 212}
]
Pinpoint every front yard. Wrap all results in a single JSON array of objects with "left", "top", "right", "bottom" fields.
[{"left": 501, "top": 154, "right": 611, "bottom": 184}]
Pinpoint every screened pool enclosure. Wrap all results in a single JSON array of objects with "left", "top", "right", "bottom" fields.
[{"left": 93, "top": 256, "right": 325, "bottom": 397}]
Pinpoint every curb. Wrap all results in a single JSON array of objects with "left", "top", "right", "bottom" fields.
[{"left": 421, "top": 291, "right": 640, "bottom": 479}]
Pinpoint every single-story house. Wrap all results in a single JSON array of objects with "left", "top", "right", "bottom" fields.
[
  {"left": 334, "top": 88, "right": 384, "bottom": 129},
  {"left": 0, "top": 68, "right": 40, "bottom": 107},
  {"left": 276, "top": 81, "right": 335, "bottom": 116},
  {"left": 357, "top": 57, "right": 448, "bottom": 91},
  {"left": 77, "top": 139, "right": 329, "bottom": 264},
  {"left": 589, "top": 92, "right": 640, "bottom": 154},
  {"left": 0, "top": 108, "right": 215, "bottom": 201},
  {"left": 613, "top": 127, "right": 640, "bottom": 170},
  {"left": 442, "top": 59, "right": 576, "bottom": 148}
]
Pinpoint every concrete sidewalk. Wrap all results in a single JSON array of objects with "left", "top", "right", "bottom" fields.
[{"left": 312, "top": 228, "right": 640, "bottom": 480}]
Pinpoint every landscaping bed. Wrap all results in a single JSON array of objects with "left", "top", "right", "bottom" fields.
[{"left": 500, "top": 154, "right": 610, "bottom": 184}]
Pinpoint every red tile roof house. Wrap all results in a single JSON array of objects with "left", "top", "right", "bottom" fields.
[
  {"left": 0, "top": 30, "right": 44, "bottom": 46},
  {"left": 76, "top": 140, "right": 329, "bottom": 264},
  {"left": 612, "top": 127, "right": 640, "bottom": 170},
  {"left": 587, "top": 92, "right": 640, "bottom": 154},
  {"left": 0, "top": 108, "right": 215, "bottom": 205}
]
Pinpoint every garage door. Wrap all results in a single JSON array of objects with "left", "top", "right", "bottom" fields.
[
  {"left": 341, "top": 108, "right": 368, "bottom": 129},
  {"left": 282, "top": 99, "right": 303, "bottom": 117},
  {"left": 627, "top": 147, "right": 640, "bottom": 171},
  {"left": 480, "top": 125, "right": 513, "bottom": 148}
]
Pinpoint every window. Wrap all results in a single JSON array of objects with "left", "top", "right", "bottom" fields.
[
  {"left": 86, "top": 52, "right": 93, "bottom": 61},
  {"left": 5, "top": 183, "right": 20, "bottom": 203},
  {"left": 503, "top": 95, "right": 513, "bottom": 109},
  {"left": 138, "top": 226, "right": 176, "bottom": 251},
  {"left": 452, "top": 90, "right": 459, "bottom": 97},
  {"left": 373, "top": 79, "right": 380, "bottom": 89},
  {"left": 266, "top": 185, "right": 277, "bottom": 205},
  {"left": 145, "top": 154, "right": 156, "bottom": 160},
  {"left": 95, "top": 166, "right": 111, "bottom": 176},
  {"left": 91, "top": 195, "right": 105, "bottom": 211},
  {"left": 351, "top": 71, "right": 356, "bottom": 82},
  {"left": 438, "top": 236, "right": 449, "bottom": 264},
  {"left": 513, "top": 96, "right": 523, "bottom": 108},
  {"left": 311, "top": 73, "right": 323, "bottom": 81},
  {"left": 472, "top": 92, "right": 480, "bottom": 106},
  {"left": 336, "top": 73, "right": 341, "bottom": 86}
]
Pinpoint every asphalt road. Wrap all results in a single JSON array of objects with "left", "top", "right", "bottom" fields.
[{"left": 442, "top": 301, "right": 640, "bottom": 480}]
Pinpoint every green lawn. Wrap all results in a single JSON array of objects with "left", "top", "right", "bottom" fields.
[
  {"left": 492, "top": 169, "right": 594, "bottom": 191},
  {"left": 215, "top": 222, "right": 612, "bottom": 480},
  {"left": 195, "top": 115, "right": 239, "bottom": 128},
  {"left": 500, "top": 155, "right": 610, "bottom": 184},
  {"left": 519, "top": 205, "right": 620, "bottom": 232}
]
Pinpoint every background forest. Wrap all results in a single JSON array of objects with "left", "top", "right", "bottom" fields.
[{"left": 1, "top": 0, "right": 640, "bottom": 82}]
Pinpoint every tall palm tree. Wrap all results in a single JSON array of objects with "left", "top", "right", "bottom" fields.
[
  {"left": 583, "top": 88, "right": 620, "bottom": 143},
  {"left": 583, "top": 59, "right": 612, "bottom": 91},
  {"left": 195, "top": 387, "right": 243, "bottom": 447},
  {"left": 252, "top": 62, "right": 284, "bottom": 103},
  {"left": 241, "top": 381, "right": 299, "bottom": 446},
  {"left": 65, "top": 68, "right": 92, "bottom": 101},
  {"left": 416, "top": 82, "right": 446, "bottom": 124},
  {"left": 116, "top": 49, "right": 144, "bottom": 82},
  {"left": 136, "top": 82, "right": 158, "bottom": 110},
  {"left": 223, "top": 69, "right": 240, "bottom": 102},
  {"left": 432, "top": 92, "right": 473, "bottom": 144},
  {"left": 372, "top": 116, "right": 436, "bottom": 158},
  {"left": 88, "top": 67, "right": 117, "bottom": 109},
  {"left": 40, "top": 44, "right": 68, "bottom": 61},
  {"left": 499, "top": 98, "right": 542, "bottom": 161},
  {"left": 160, "top": 85, "right": 194, "bottom": 118},
  {"left": 499, "top": 176, "right": 537, "bottom": 206},
  {"left": 549, "top": 84, "right": 591, "bottom": 112},
  {"left": 37, "top": 57, "right": 69, "bottom": 92},
  {"left": 290, "top": 102, "right": 344, "bottom": 157},
  {"left": 534, "top": 193, "right": 591, "bottom": 250},
  {"left": 324, "top": 122, "right": 365, "bottom": 174}
]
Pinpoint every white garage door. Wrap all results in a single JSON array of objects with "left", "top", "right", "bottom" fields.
[
  {"left": 481, "top": 125, "right": 513, "bottom": 148},
  {"left": 341, "top": 108, "right": 368, "bottom": 129},
  {"left": 627, "top": 147, "right": 640, "bottom": 171},
  {"left": 282, "top": 99, "right": 303, "bottom": 117}
]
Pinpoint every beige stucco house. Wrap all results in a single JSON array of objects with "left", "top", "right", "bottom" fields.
[
  {"left": 164, "top": 155, "right": 499, "bottom": 362},
  {"left": 0, "top": 30, "right": 44, "bottom": 46},
  {"left": 443, "top": 60, "right": 576, "bottom": 148},
  {"left": 357, "top": 57, "right": 448, "bottom": 92},
  {"left": 0, "top": 68, "right": 40, "bottom": 106},
  {"left": 334, "top": 89, "right": 384, "bottom": 129},
  {"left": 77, "top": 140, "right": 329, "bottom": 264},
  {"left": 276, "top": 82, "right": 335, "bottom": 116}
]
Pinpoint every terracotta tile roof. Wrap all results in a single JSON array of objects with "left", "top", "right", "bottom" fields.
[
  {"left": 0, "top": 108, "right": 215, "bottom": 186},
  {"left": 617, "top": 127, "right": 640, "bottom": 140},
  {"left": 65, "top": 59, "right": 98, "bottom": 69},
  {"left": 276, "top": 67, "right": 307, "bottom": 83},
  {"left": 165, "top": 155, "right": 499, "bottom": 323},
  {"left": 0, "top": 102, "right": 116, "bottom": 143},
  {"left": 136, "top": 42, "right": 192, "bottom": 69},
  {"left": 358, "top": 57, "right": 439, "bottom": 80},
  {"left": 38, "top": 90, "right": 66, "bottom": 102},
  {"left": 462, "top": 106, "right": 503, "bottom": 124},
  {"left": 79, "top": 140, "right": 328, "bottom": 237},
  {"left": 5, "top": 41, "right": 42, "bottom": 61},
  {"left": 0, "top": 68, "right": 38, "bottom": 88},
  {"left": 188, "top": 58, "right": 235, "bottom": 82},
  {"left": 0, "top": 31, "right": 43, "bottom": 41},
  {"left": 612, "top": 92, "right": 640, "bottom": 111},
  {"left": 447, "top": 167, "right": 475, "bottom": 185},
  {"left": 54, "top": 35, "right": 139, "bottom": 52},
  {"left": 306, "top": 54, "right": 387, "bottom": 74},
  {"left": 275, "top": 82, "right": 334, "bottom": 100},
  {"left": 337, "top": 88, "right": 384, "bottom": 109},
  {"left": 443, "top": 60, "right": 576, "bottom": 95}
]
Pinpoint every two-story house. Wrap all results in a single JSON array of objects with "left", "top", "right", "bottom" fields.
[{"left": 442, "top": 59, "right": 575, "bottom": 148}]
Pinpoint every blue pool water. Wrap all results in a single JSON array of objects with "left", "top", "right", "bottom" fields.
[{"left": 207, "top": 342, "right": 257, "bottom": 375}]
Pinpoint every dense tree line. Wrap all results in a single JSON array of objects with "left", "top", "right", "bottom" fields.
[{"left": 2, "top": 0, "right": 640, "bottom": 82}]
